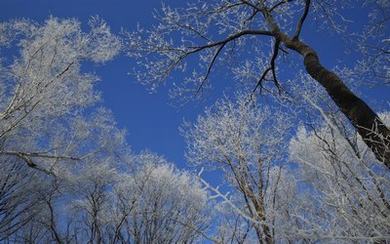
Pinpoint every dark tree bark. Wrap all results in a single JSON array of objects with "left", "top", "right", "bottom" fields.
[
  {"left": 279, "top": 35, "right": 390, "bottom": 169},
  {"left": 259, "top": 3, "right": 390, "bottom": 169}
]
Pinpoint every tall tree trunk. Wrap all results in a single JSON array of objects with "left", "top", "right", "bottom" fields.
[
  {"left": 261, "top": 4, "right": 390, "bottom": 169},
  {"left": 282, "top": 36, "right": 390, "bottom": 168}
]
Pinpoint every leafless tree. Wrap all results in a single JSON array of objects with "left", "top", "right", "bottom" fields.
[
  {"left": 183, "top": 94, "right": 297, "bottom": 243},
  {"left": 125, "top": 0, "right": 390, "bottom": 168}
]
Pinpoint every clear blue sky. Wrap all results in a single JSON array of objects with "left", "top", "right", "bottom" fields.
[{"left": 1, "top": 0, "right": 388, "bottom": 171}]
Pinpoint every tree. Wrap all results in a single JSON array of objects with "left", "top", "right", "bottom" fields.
[
  {"left": 125, "top": 0, "right": 390, "bottom": 168},
  {"left": 0, "top": 16, "right": 121, "bottom": 173},
  {"left": 0, "top": 16, "right": 213, "bottom": 243},
  {"left": 1, "top": 107, "right": 132, "bottom": 243},
  {"left": 108, "top": 152, "right": 211, "bottom": 244},
  {"left": 0, "top": 15, "right": 125, "bottom": 237},
  {"left": 350, "top": 0, "right": 390, "bottom": 87},
  {"left": 7, "top": 150, "right": 211, "bottom": 243},
  {"left": 289, "top": 107, "right": 390, "bottom": 241},
  {"left": 183, "top": 89, "right": 390, "bottom": 242},
  {"left": 66, "top": 152, "right": 211, "bottom": 244},
  {"left": 183, "top": 94, "right": 297, "bottom": 243},
  {"left": 0, "top": 157, "right": 47, "bottom": 241},
  {"left": 69, "top": 162, "right": 118, "bottom": 244}
]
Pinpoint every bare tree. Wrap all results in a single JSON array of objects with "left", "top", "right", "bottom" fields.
[
  {"left": 125, "top": 0, "right": 390, "bottom": 168},
  {"left": 111, "top": 152, "right": 211, "bottom": 244},
  {"left": 0, "top": 16, "right": 121, "bottom": 173},
  {"left": 351, "top": 0, "right": 390, "bottom": 87},
  {"left": 289, "top": 102, "right": 390, "bottom": 241},
  {"left": 69, "top": 162, "right": 117, "bottom": 244},
  {"left": 183, "top": 94, "right": 296, "bottom": 243},
  {"left": 0, "top": 156, "right": 46, "bottom": 241},
  {"left": 0, "top": 17, "right": 123, "bottom": 239},
  {"left": 13, "top": 151, "right": 212, "bottom": 244}
]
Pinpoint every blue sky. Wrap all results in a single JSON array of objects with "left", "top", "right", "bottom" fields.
[{"left": 1, "top": 0, "right": 389, "bottom": 172}]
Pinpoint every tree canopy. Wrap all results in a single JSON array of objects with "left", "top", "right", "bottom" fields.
[{"left": 0, "top": 1, "right": 389, "bottom": 243}]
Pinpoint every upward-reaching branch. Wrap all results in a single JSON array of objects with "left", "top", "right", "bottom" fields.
[
  {"left": 293, "top": 0, "right": 311, "bottom": 40},
  {"left": 253, "top": 39, "right": 281, "bottom": 94}
]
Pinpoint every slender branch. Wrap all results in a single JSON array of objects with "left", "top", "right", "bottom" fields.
[
  {"left": 253, "top": 39, "right": 282, "bottom": 94},
  {"left": 189, "top": 29, "right": 274, "bottom": 52},
  {"left": 293, "top": 0, "right": 311, "bottom": 40},
  {"left": 240, "top": 0, "right": 263, "bottom": 12},
  {"left": 0, "top": 151, "right": 79, "bottom": 176},
  {"left": 253, "top": 67, "right": 271, "bottom": 93},
  {"left": 0, "top": 151, "right": 79, "bottom": 161},
  {"left": 244, "top": 8, "right": 260, "bottom": 25},
  {"left": 175, "top": 23, "right": 212, "bottom": 42},
  {"left": 185, "top": 29, "right": 274, "bottom": 95},
  {"left": 270, "top": 39, "right": 282, "bottom": 93},
  {"left": 196, "top": 43, "right": 226, "bottom": 95},
  {"left": 269, "top": 0, "right": 296, "bottom": 12},
  {"left": 13, "top": 153, "right": 53, "bottom": 175}
]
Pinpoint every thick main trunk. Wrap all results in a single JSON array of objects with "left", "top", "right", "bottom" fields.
[
  {"left": 283, "top": 38, "right": 390, "bottom": 168},
  {"left": 240, "top": 180, "right": 273, "bottom": 244},
  {"left": 248, "top": 191, "right": 273, "bottom": 244}
]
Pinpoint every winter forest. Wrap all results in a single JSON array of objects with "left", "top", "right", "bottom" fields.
[{"left": 0, "top": 0, "right": 389, "bottom": 243}]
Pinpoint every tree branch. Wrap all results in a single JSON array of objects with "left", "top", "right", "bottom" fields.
[
  {"left": 0, "top": 151, "right": 79, "bottom": 175},
  {"left": 269, "top": 0, "right": 296, "bottom": 12},
  {"left": 189, "top": 29, "right": 274, "bottom": 52},
  {"left": 196, "top": 43, "right": 226, "bottom": 95},
  {"left": 293, "top": 0, "right": 311, "bottom": 40},
  {"left": 253, "top": 39, "right": 282, "bottom": 94}
]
